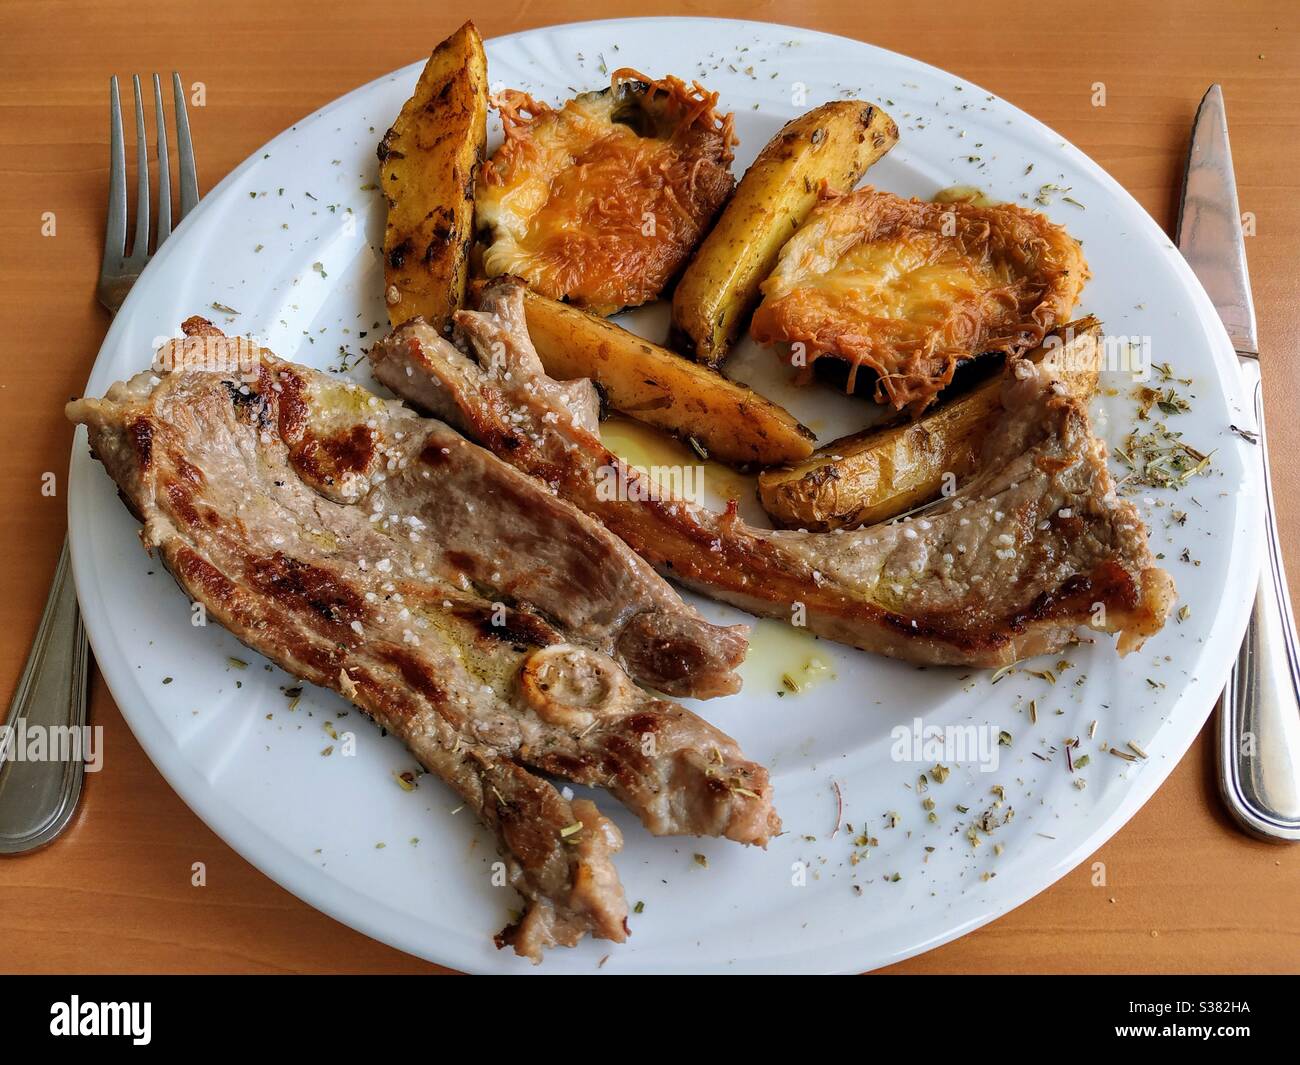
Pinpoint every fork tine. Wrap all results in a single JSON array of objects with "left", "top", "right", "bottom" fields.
[
  {"left": 130, "top": 75, "right": 150, "bottom": 258},
  {"left": 172, "top": 72, "right": 199, "bottom": 218},
  {"left": 103, "top": 75, "right": 126, "bottom": 263},
  {"left": 153, "top": 74, "right": 172, "bottom": 245}
]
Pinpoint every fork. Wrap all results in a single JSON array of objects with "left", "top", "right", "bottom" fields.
[
  {"left": 98, "top": 74, "right": 199, "bottom": 311},
  {"left": 0, "top": 73, "right": 198, "bottom": 854}
]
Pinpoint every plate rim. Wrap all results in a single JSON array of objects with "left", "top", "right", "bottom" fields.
[{"left": 67, "top": 15, "right": 1263, "bottom": 974}]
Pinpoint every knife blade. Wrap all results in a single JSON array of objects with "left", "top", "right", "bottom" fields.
[
  {"left": 1176, "top": 84, "right": 1258, "bottom": 355},
  {"left": 1177, "top": 84, "right": 1300, "bottom": 842}
]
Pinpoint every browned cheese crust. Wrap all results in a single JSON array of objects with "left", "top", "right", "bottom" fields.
[
  {"left": 476, "top": 70, "right": 736, "bottom": 315},
  {"left": 751, "top": 188, "right": 1090, "bottom": 414}
]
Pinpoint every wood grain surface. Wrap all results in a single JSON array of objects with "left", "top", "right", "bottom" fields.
[{"left": 0, "top": 0, "right": 1296, "bottom": 974}]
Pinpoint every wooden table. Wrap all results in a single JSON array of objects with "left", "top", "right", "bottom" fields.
[{"left": 1, "top": 0, "right": 1296, "bottom": 974}]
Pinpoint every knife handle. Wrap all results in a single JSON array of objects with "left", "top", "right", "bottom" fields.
[{"left": 1217, "top": 359, "right": 1300, "bottom": 841}]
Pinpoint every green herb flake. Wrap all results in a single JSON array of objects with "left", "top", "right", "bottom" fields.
[{"left": 1116, "top": 422, "right": 1213, "bottom": 490}]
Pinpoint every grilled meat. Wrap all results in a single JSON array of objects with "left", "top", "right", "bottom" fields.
[
  {"left": 67, "top": 320, "right": 777, "bottom": 961},
  {"left": 371, "top": 279, "right": 1174, "bottom": 668}
]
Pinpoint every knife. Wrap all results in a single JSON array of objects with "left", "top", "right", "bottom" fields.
[{"left": 1176, "top": 84, "right": 1300, "bottom": 842}]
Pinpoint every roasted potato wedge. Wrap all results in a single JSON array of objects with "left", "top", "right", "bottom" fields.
[
  {"left": 378, "top": 22, "right": 488, "bottom": 330},
  {"left": 758, "top": 319, "right": 1102, "bottom": 530},
  {"left": 510, "top": 285, "right": 815, "bottom": 467},
  {"left": 671, "top": 100, "right": 898, "bottom": 367}
]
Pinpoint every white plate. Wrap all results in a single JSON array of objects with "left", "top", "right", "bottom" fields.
[{"left": 69, "top": 17, "right": 1261, "bottom": 973}]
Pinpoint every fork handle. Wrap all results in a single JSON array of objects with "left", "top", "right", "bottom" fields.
[
  {"left": 1217, "top": 358, "right": 1300, "bottom": 841},
  {"left": 0, "top": 538, "right": 90, "bottom": 853}
]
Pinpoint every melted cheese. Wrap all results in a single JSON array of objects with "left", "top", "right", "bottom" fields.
[
  {"left": 794, "top": 234, "right": 1014, "bottom": 334},
  {"left": 480, "top": 113, "right": 692, "bottom": 310},
  {"left": 752, "top": 187, "right": 1088, "bottom": 413},
  {"left": 477, "top": 75, "right": 735, "bottom": 315}
]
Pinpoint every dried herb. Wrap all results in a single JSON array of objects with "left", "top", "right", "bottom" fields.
[{"left": 1115, "top": 422, "right": 1212, "bottom": 490}]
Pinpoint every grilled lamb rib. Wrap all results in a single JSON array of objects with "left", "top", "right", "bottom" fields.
[
  {"left": 67, "top": 320, "right": 777, "bottom": 962},
  {"left": 371, "top": 278, "right": 1175, "bottom": 668}
]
